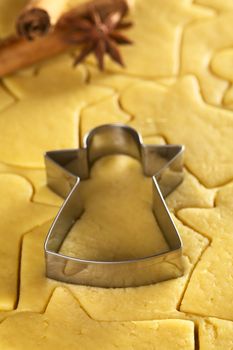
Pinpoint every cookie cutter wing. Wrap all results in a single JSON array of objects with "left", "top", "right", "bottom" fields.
[{"left": 44, "top": 124, "right": 185, "bottom": 287}]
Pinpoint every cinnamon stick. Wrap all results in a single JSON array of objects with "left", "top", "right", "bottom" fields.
[
  {"left": 0, "top": 32, "right": 75, "bottom": 77},
  {"left": 16, "top": 0, "right": 68, "bottom": 40},
  {"left": 0, "top": 0, "right": 134, "bottom": 77}
]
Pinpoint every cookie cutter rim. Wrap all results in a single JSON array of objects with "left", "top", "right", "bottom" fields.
[{"left": 44, "top": 124, "right": 185, "bottom": 287}]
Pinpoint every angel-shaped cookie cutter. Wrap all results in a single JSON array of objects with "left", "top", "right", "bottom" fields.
[{"left": 44, "top": 124, "right": 185, "bottom": 287}]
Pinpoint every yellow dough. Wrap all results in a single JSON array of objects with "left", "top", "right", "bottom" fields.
[
  {"left": 88, "top": 0, "right": 213, "bottom": 77},
  {"left": 0, "top": 56, "right": 113, "bottom": 167},
  {"left": 178, "top": 183, "right": 233, "bottom": 320},
  {"left": 210, "top": 48, "right": 233, "bottom": 108},
  {"left": 196, "top": 0, "right": 233, "bottom": 12},
  {"left": 199, "top": 318, "right": 233, "bottom": 350},
  {"left": 0, "top": 288, "right": 195, "bottom": 350},
  {"left": 166, "top": 169, "right": 215, "bottom": 212},
  {"left": 0, "top": 0, "right": 233, "bottom": 348},
  {"left": 120, "top": 76, "right": 233, "bottom": 187},
  {"left": 60, "top": 155, "right": 169, "bottom": 261},
  {"left": 211, "top": 48, "right": 233, "bottom": 83},
  {"left": 0, "top": 163, "right": 62, "bottom": 207},
  {"left": 181, "top": 12, "right": 233, "bottom": 105},
  {"left": 80, "top": 95, "right": 131, "bottom": 139},
  {"left": 16, "top": 176, "right": 208, "bottom": 318},
  {"left": 0, "top": 85, "right": 15, "bottom": 111},
  {"left": 87, "top": 65, "right": 144, "bottom": 92},
  {"left": 0, "top": 174, "right": 56, "bottom": 311}
]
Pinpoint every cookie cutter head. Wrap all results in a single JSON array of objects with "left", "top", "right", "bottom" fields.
[{"left": 44, "top": 124, "right": 185, "bottom": 288}]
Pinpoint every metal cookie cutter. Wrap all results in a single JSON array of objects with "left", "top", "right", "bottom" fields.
[{"left": 44, "top": 124, "right": 185, "bottom": 288}]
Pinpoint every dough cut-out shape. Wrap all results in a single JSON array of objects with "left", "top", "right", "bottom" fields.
[
  {"left": 0, "top": 287, "right": 195, "bottom": 350},
  {"left": 120, "top": 76, "right": 233, "bottom": 187},
  {"left": 0, "top": 55, "right": 114, "bottom": 167},
  {"left": 181, "top": 13, "right": 233, "bottom": 105},
  {"left": 178, "top": 183, "right": 233, "bottom": 320},
  {"left": 0, "top": 173, "right": 57, "bottom": 311},
  {"left": 87, "top": 0, "right": 213, "bottom": 77}
]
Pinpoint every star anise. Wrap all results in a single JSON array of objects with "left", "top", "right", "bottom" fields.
[{"left": 65, "top": 8, "right": 133, "bottom": 70}]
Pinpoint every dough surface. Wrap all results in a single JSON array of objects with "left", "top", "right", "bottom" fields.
[{"left": 0, "top": 0, "right": 233, "bottom": 348}]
